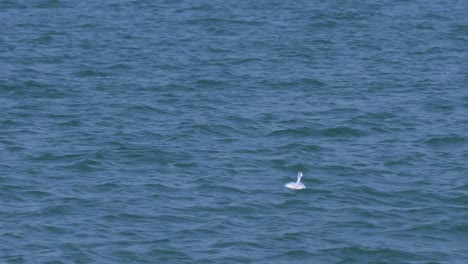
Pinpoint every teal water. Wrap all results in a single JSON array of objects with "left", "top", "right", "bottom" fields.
[{"left": 1, "top": 1, "right": 468, "bottom": 263}]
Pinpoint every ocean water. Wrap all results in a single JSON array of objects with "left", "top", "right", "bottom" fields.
[{"left": 1, "top": 0, "right": 468, "bottom": 263}]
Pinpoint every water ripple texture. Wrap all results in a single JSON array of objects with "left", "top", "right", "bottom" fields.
[{"left": 1, "top": 0, "right": 468, "bottom": 263}]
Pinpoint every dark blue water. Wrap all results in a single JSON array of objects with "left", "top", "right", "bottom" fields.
[{"left": 1, "top": 0, "right": 468, "bottom": 263}]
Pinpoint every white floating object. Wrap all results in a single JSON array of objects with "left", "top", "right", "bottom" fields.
[{"left": 285, "top": 172, "right": 306, "bottom": 190}]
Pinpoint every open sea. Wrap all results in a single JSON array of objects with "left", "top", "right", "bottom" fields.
[{"left": 1, "top": 0, "right": 468, "bottom": 263}]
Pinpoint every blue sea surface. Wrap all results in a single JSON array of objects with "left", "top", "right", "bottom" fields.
[{"left": 1, "top": 0, "right": 468, "bottom": 263}]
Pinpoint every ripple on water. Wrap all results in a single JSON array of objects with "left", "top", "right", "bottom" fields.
[
  {"left": 319, "top": 127, "right": 367, "bottom": 138},
  {"left": 267, "top": 127, "right": 317, "bottom": 138},
  {"left": 321, "top": 246, "right": 429, "bottom": 263},
  {"left": 74, "top": 69, "right": 107, "bottom": 78},
  {"left": 423, "top": 135, "right": 466, "bottom": 146},
  {"left": 2, "top": 0, "right": 468, "bottom": 263}
]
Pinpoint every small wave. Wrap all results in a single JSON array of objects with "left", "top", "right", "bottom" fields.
[
  {"left": 148, "top": 248, "right": 191, "bottom": 262},
  {"left": 356, "top": 111, "right": 398, "bottom": 120},
  {"left": 74, "top": 70, "right": 107, "bottom": 78},
  {"left": 43, "top": 225, "right": 67, "bottom": 234},
  {"left": 230, "top": 58, "right": 262, "bottom": 65},
  {"left": 68, "top": 159, "right": 101, "bottom": 171},
  {"left": 309, "top": 20, "right": 337, "bottom": 29},
  {"left": 105, "top": 64, "right": 132, "bottom": 70},
  {"left": 178, "top": 227, "right": 221, "bottom": 236},
  {"left": 423, "top": 135, "right": 465, "bottom": 145},
  {"left": 267, "top": 127, "right": 316, "bottom": 137},
  {"left": 319, "top": 127, "right": 366, "bottom": 138},
  {"left": 275, "top": 78, "right": 326, "bottom": 88},
  {"left": 450, "top": 24, "right": 468, "bottom": 35},
  {"left": 452, "top": 183, "right": 468, "bottom": 191},
  {"left": 184, "top": 17, "right": 265, "bottom": 26},
  {"left": 23, "top": 190, "right": 52, "bottom": 199},
  {"left": 43, "top": 204, "right": 69, "bottom": 215},
  {"left": 318, "top": 107, "right": 361, "bottom": 116},
  {"left": 265, "top": 249, "right": 312, "bottom": 263},
  {"left": 321, "top": 246, "right": 421, "bottom": 261},
  {"left": 124, "top": 105, "right": 166, "bottom": 114},
  {"left": 193, "top": 79, "right": 227, "bottom": 87},
  {"left": 211, "top": 240, "right": 263, "bottom": 250},
  {"left": 35, "top": 0, "right": 64, "bottom": 9},
  {"left": 157, "top": 214, "right": 202, "bottom": 224},
  {"left": 23, "top": 80, "right": 49, "bottom": 88},
  {"left": 0, "top": 1, "right": 27, "bottom": 9},
  {"left": 278, "top": 142, "right": 322, "bottom": 153},
  {"left": 57, "top": 120, "right": 82, "bottom": 127},
  {"left": 32, "top": 34, "right": 54, "bottom": 45},
  {"left": 93, "top": 182, "right": 120, "bottom": 191},
  {"left": 195, "top": 183, "right": 249, "bottom": 194},
  {"left": 173, "top": 162, "right": 198, "bottom": 168},
  {"left": 29, "top": 152, "right": 88, "bottom": 163},
  {"left": 0, "top": 185, "right": 27, "bottom": 203},
  {"left": 189, "top": 123, "right": 241, "bottom": 137},
  {"left": 321, "top": 164, "right": 357, "bottom": 174},
  {"left": 102, "top": 212, "right": 146, "bottom": 221},
  {"left": 384, "top": 157, "right": 416, "bottom": 168},
  {"left": 5, "top": 81, "right": 68, "bottom": 99},
  {"left": 282, "top": 249, "right": 310, "bottom": 257},
  {"left": 63, "top": 150, "right": 105, "bottom": 171},
  {"left": 1, "top": 120, "right": 17, "bottom": 126},
  {"left": 452, "top": 225, "right": 468, "bottom": 235}
]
